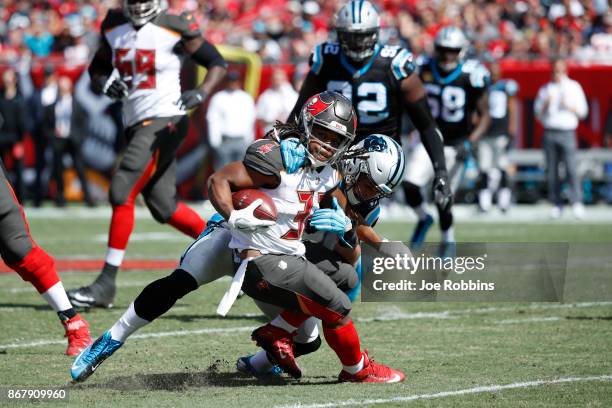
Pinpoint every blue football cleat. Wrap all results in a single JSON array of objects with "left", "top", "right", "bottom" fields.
[
  {"left": 71, "top": 330, "right": 123, "bottom": 382},
  {"left": 236, "top": 355, "right": 283, "bottom": 379},
  {"left": 410, "top": 214, "right": 434, "bottom": 249},
  {"left": 438, "top": 240, "right": 457, "bottom": 259}
]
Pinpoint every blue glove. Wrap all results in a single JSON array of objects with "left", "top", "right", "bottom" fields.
[
  {"left": 309, "top": 198, "right": 352, "bottom": 234},
  {"left": 280, "top": 138, "right": 307, "bottom": 174}
]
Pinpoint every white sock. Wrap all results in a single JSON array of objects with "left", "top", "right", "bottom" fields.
[
  {"left": 250, "top": 350, "right": 274, "bottom": 373},
  {"left": 293, "top": 317, "right": 320, "bottom": 344},
  {"left": 479, "top": 189, "right": 493, "bottom": 211},
  {"left": 498, "top": 188, "right": 512, "bottom": 210},
  {"left": 270, "top": 315, "right": 297, "bottom": 333},
  {"left": 342, "top": 354, "right": 365, "bottom": 374},
  {"left": 413, "top": 203, "right": 429, "bottom": 221},
  {"left": 105, "top": 247, "right": 125, "bottom": 267},
  {"left": 41, "top": 282, "right": 73, "bottom": 312},
  {"left": 109, "top": 303, "right": 149, "bottom": 342},
  {"left": 442, "top": 227, "right": 455, "bottom": 243}
]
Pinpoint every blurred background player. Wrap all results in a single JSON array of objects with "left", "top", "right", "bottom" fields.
[
  {"left": 256, "top": 68, "right": 298, "bottom": 135},
  {"left": 0, "top": 159, "right": 91, "bottom": 355},
  {"left": 477, "top": 61, "right": 518, "bottom": 213},
  {"left": 403, "top": 26, "right": 491, "bottom": 254},
  {"left": 287, "top": 0, "right": 452, "bottom": 219},
  {"left": 534, "top": 58, "right": 589, "bottom": 219},
  {"left": 67, "top": 0, "right": 227, "bottom": 308},
  {"left": 206, "top": 70, "right": 255, "bottom": 170}
]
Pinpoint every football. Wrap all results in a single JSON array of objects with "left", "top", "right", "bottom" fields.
[{"left": 231, "top": 189, "right": 278, "bottom": 221}]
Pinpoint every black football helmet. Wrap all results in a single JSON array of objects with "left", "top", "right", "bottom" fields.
[
  {"left": 299, "top": 91, "right": 357, "bottom": 167},
  {"left": 124, "top": 0, "right": 165, "bottom": 26}
]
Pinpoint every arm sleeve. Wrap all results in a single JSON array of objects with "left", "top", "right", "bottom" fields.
[
  {"left": 404, "top": 96, "right": 447, "bottom": 173},
  {"left": 190, "top": 40, "right": 226, "bottom": 69},
  {"left": 243, "top": 139, "right": 285, "bottom": 181}
]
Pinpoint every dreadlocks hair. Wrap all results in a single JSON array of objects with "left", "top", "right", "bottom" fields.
[{"left": 265, "top": 120, "right": 303, "bottom": 142}]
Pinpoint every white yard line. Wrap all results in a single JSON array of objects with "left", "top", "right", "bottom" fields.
[
  {"left": 495, "top": 317, "right": 563, "bottom": 324},
  {"left": 274, "top": 375, "right": 612, "bottom": 408},
  {"left": 0, "top": 326, "right": 254, "bottom": 350}
]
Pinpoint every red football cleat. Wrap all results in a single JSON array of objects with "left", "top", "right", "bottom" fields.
[
  {"left": 62, "top": 314, "right": 92, "bottom": 356},
  {"left": 338, "top": 350, "right": 405, "bottom": 383},
  {"left": 251, "top": 324, "right": 301, "bottom": 379}
]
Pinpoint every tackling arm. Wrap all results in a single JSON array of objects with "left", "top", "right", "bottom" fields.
[
  {"left": 88, "top": 39, "right": 114, "bottom": 94},
  {"left": 401, "top": 73, "right": 447, "bottom": 174}
]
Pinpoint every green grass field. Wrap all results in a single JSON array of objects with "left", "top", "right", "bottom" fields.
[{"left": 1, "top": 208, "right": 611, "bottom": 407}]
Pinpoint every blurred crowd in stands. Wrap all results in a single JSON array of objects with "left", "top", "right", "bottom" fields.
[{"left": 1, "top": 0, "right": 611, "bottom": 66}]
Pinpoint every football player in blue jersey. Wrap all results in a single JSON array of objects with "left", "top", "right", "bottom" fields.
[
  {"left": 477, "top": 61, "right": 518, "bottom": 213},
  {"left": 287, "top": 0, "right": 452, "bottom": 226},
  {"left": 403, "top": 27, "right": 491, "bottom": 255}
]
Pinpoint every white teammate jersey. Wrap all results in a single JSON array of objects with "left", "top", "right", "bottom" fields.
[
  {"left": 229, "top": 139, "right": 341, "bottom": 256},
  {"left": 100, "top": 10, "right": 201, "bottom": 127}
]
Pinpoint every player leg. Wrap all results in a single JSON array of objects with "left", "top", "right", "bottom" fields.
[
  {"left": 477, "top": 139, "right": 494, "bottom": 212},
  {"left": 403, "top": 142, "right": 435, "bottom": 248},
  {"left": 0, "top": 164, "right": 91, "bottom": 355},
  {"left": 495, "top": 136, "right": 512, "bottom": 212},
  {"left": 240, "top": 242, "right": 357, "bottom": 377},
  {"left": 438, "top": 146, "right": 459, "bottom": 257},
  {"left": 243, "top": 254, "right": 404, "bottom": 382},
  {"left": 71, "top": 218, "right": 232, "bottom": 382}
]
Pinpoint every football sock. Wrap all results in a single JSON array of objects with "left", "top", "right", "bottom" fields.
[
  {"left": 133, "top": 269, "right": 198, "bottom": 321},
  {"left": 250, "top": 350, "right": 275, "bottom": 373},
  {"left": 414, "top": 203, "right": 430, "bottom": 221},
  {"left": 110, "top": 303, "right": 149, "bottom": 342},
  {"left": 108, "top": 204, "right": 135, "bottom": 251},
  {"left": 498, "top": 187, "right": 512, "bottom": 210},
  {"left": 105, "top": 247, "right": 125, "bottom": 267},
  {"left": 442, "top": 227, "right": 455, "bottom": 243},
  {"left": 293, "top": 317, "right": 319, "bottom": 344},
  {"left": 322, "top": 319, "right": 362, "bottom": 367},
  {"left": 10, "top": 246, "right": 59, "bottom": 294},
  {"left": 271, "top": 311, "right": 309, "bottom": 333},
  {"left": 479, "top": 189, "right": 493, "bottom": 211},
  {"left": 168, "top": 202, "right": 206, "bottom": 238},
  {"left": 41, "top": 281, "right": 73, "bottom": 312},
  {"left": 270, "top": 315, "right": 298, "bottom": 333},
  {"left": 342, "top": 354, "right": 365, "bottom": 374}
]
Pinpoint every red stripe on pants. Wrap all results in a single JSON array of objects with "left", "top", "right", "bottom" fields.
[{"left": 108, "top": 152, "right": 158, "bottom": 250}]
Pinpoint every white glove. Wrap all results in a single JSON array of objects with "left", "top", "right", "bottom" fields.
[{"left": 227, "top": 199, "right": 275, "bottom": 231}]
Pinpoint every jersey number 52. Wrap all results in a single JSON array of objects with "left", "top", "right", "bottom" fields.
[{"left": 326, "top": 81, "right": 389, "bottom": 124}]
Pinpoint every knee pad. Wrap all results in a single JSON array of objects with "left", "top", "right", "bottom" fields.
[
  {"left": 402, "top": 181, "right": 423, "bottom": 207},
  {"left": 144, "top": 194, "right": 175, "bottom": 224},
  {"left": 10, "top": 246, "right": 59, "bottom": 294},
  {"left": 293, "top": 336, "right": 322, "bottom": 357}
]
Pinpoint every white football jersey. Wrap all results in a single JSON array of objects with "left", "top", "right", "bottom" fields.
[
  {"left": 229, "top": 140, "right": 341, "bottom": 256},
  {"left": 101, "top": 10, "right": 201, "bottom": 127}
]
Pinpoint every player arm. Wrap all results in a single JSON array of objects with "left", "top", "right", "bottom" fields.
[
  {"left": 401, "top": 74, "right": 447, "bottom": 173},
  {"left": 88, "top": 38, "right": 114, "bottom": 94},
  {"left": 183, "top": 36, "right": 227, "bottom": 98},
  {"left": 508, "top": 95, "right": 518, "bottom": 139},
  {"left": 207, "top": 162, "right": 278, "bottom": 219},
  {"left": 468, "top": 91, "right": 491, "bottom": 143}
]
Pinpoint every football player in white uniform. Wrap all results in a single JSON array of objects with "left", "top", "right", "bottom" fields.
[
  {"left": 71, "top": 92, "right": 403, "bottom": 384},
  {"left": 237, "top": 133, "right": 410, "bottom": 378},
  {"left": 68, "top": 0, "right": 226, "bottom": 308}
]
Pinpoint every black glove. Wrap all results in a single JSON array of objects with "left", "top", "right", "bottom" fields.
[
  {"left": 433, "top": 170, "right": 453, "bottom": 211},
  {"left": 455, "top": 140, "right": 472, "bottom": 162},
  {"left": 176, "top": 89, "right": 206, "bottom": 110},
  {"left": 102, "top": 77, "right": 129, "bottom": 100}
]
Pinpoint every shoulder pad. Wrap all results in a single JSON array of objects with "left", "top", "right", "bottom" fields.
[
  {"left": 505, "top": 79, "right": 519, "bottom": 96},
  {"left": 243, "top": 139, "right": 284, "bottom": 179},
  {"left": 155, "top": 11, "right": 201, "bottom": 39},
  {"left": 390, "top": 48, "right": 416, "bottom": 81},
  {"left": 462, "top": 60, "right": 490, "bottom": 88},
  {"left": 101, "top": 9, "right": 129, "bottom": 33}
]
